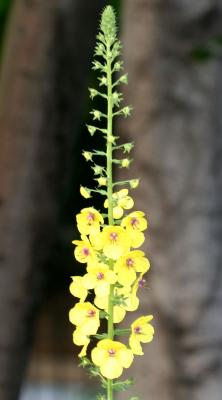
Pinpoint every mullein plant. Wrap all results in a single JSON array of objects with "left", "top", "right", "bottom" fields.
[{"left": 69, "top": 5, "right": 154, "bottom": 400}]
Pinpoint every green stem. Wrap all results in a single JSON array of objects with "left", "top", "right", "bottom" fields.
[{"left": 106, "top": 41, "right": 114, "bottom": 400}]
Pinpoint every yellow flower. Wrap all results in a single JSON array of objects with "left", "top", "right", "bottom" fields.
[
  {"left": 82, "top": 263, "right": 117, "bottom": 297},
  {"left": 94, "top": 294, "right": 126, "bottom": 323},
  {"left": 91, "top": 339, "right": 134, "bottom": 379},
  {"left": 72, "top": 235, "right": 97, "bottom": 266},
  {"left": 73, "top": 327, "right": 90, "bottom": 357},
  {"left": 117, "top": 274, "right": 145, "bottom": 312},
  {"left": 69, "top": 276, "right": 88, "bottom": 302},
  {"left": 69, "top": 302, "right": 100, "bottom": 335},
  {"left": 76, "top": 207, "right": 104, "bottom": 236},
  {"left": 114, "top": 250, "right": 150, "bottom": 286},
  {"left": 91, "top": 226, "right": 131, "bottom": 260},
  {"left": 104, "top": 189, "right": 134, "bottom": 219},
  {"left": 80, "top": 186, "right": 91, "bottom": 199},
  {"left": 129, "top": 315, "right": 154, "bottom": 355},
  {"left": 121, "top": 211, "right": 147, "bottom": 247}
]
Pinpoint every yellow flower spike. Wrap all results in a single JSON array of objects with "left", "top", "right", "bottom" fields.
[
  {"left": 72, "top": 235, "right": 97, "bottom": 266},
  {"left": 80, "top": 186, "right": 91, "bottom": 199},
  {"left": 69, "top": 302, "right": 100, "bottom": 336},
  {"left": 73, "top": 328, "right": 90, "bottom": 358},
  {"left": 76, "top": 207, "right": 104, "bottom": 236},
  {"left": 121, "top": 211, "right": 148, "bottom": 248},
  {"left": 91, "top": 339, "right": 134, "bottom": 379},
  {"left": 114, "top": 250, "right": 150, "bottom": 286},
  {"left": 91, "top": 226, "right": 131, "bottom": 260},
  {"left": 69, "top": 276, "right": 88, "bottom": 302},
  {"left": 129, "top": 315, "right": 154, "bottom": 355},
  {"left": 82, "top": 263, "right": 117, "bottom": 297}
]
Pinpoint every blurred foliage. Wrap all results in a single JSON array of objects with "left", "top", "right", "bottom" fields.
[
  {"left": 191, "top": 35, "right": 222, "bottom": 62},
  {"left": 0, "top": 0, "right": 13, "bottom": 59}
]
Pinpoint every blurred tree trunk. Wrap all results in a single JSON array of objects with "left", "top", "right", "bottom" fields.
[
  {"left": 0, "top": 0, "right": 105, "bottom": 399},
  {"left": 119, "top": 1, "right": 222, "bottom": 400}
]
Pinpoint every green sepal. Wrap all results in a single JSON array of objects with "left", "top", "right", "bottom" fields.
[
  {"left": 93, "top": 333, "right": 108, "bottom": 339},
  {"left": 102, "top": 378, "right": 134, "bottom": 392},
  {"left": 114, "top": 328, "right": 131, "bottom": 337},
  {"left": 99, "top": 310, "right": 109, "bottom": 319},
  {"left": 96, "top": 394, "right": 106, "bottom": 400}
]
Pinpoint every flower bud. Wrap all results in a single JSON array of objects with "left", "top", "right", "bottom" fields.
[
  {"left": 130, "top": 179, "right": 139, "bottom": 189},
  {"left": 121, "top": 158, "right": 130, "bottom": 168},
  {"left": 80, "top": 186, "right": 91, "bottom": 199},
  {"left": 96, "top": 177, "right": 107, "bottom": 186},
  {"left": 92, "top": 165, "right": 104, "bottom": 175},
  {"left": 87, "top": 125, "right": 96, "bottom": 136},
  {"left": 82, "top": 151, "right": 92, "bottom": 161}
]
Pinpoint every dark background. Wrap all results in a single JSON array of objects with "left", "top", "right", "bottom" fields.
[{"left": 0, "top": 1, "right": 222, "bottom": 400}]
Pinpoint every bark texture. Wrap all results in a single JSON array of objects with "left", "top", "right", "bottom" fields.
[
  {"left": 118, "top": 1, "right": 222, "bottom": 399},
  {"left": 0, "top": 0, "right": 105, "bottom": 399}
]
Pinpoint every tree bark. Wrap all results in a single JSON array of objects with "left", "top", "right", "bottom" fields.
[
  {"left": 118, "top": 1, "right": 222, "bottom": 399},
  {"left": 0, "top": 1, "right": 105, "bottom": 399}
]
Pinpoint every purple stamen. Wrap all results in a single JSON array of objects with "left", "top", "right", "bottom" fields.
[
  {"left": 82, "top": 247, "right": 90, "bottom": 256},
  {"left": 97, "top": 272, "right": 104, "bottom": 280},
  {"left": 110, "top": 232, "right": 118, "bottom": 241},
  {"left": 87, "top": 212, "right": 95, "bottom": 223},
  {"left": 139, "top": 278, "right": 146, "bottom": 288},
  {"left": 134, "top": 326, "right": 141, "bottom": 334},
  {"left": 87, "top": 309, "right": 96, "bottom": 318},
  {"left": 131, "top": 217, "right": 139, "bottom": 228},
  {"left": 108, "top": 348, "right": 116, "bottom": 357},
  {"left": 126, "top": 258, "right": 134, "bottom": 267}
]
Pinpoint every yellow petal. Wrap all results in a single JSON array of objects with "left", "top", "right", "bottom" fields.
[
  {"left": 91, "top": 347, "right": 107, "bottom": 366},
  {"left": 95, "top": 281, "right": 110, "bottom": 297},
  {"left": 117, "top": 348, "right": 134, "bottom": 368},
  {"left": 82, "top": 273, "right": 97, "bottom": 289},
  {"left": 113, "top": 306, "right": 126, "bottom": 323},
  {"left": 78, "top": 340, "right": 90, "bottom": 357},
  {"left": 113, "top": 206, "right": 124, "bottom": 219},
  {"left": 100, "top": 358, "right": 123, "bottom": 379},
  {"left": 129, "top": 334, "right": 143, "bottom": 355},
  {"left": 117, "top": 267, "right": 136, "bottom": 286},
  {"left": 73, "top": 329, "right": 88, "bottom": 346}
]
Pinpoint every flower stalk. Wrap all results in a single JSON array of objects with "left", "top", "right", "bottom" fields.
[{"left": 69, "top": 6, "right": 155, "bottom": 400}]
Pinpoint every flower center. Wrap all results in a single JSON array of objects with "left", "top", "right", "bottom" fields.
[
  {"left": 134, "top": 326, "right": 141, "bottom": 334},
  {"left": 126, "top": 258, "right": 134, "bottom": 268},
  {"left": 87, "top": 309, "right": 96, "bottom": 318},
  {"left": 82, "top": 247, "right": 90, "bottom": 256},
  {"left": 110, "top": 232, "right": 118, "bottom": 242},
  {"left": 97, "top": 272, "right": 104, "bottom": 280},
  {"left": 108, "top": 348, "right": 116, "bottom": 357},
  {"left": 130, "top": 217, "right": 139, "bottom": 228},
  {"left": 87, "top": 212, "right": 95, "bottom": 224}
]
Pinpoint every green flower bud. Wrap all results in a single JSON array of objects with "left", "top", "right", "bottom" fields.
[
  {"left": 86, "top": 125, "right": 96, "bottom": 136},
  {"left": 89, "top": 88, "right": 98, "bottom": 99},
  {"left": 122, "top": 105, "right": 133, "bottom": 117},
  {"left": 82, "top": 151, "right": 92, "bottom": 161},
  {"left": 119, "top": 73, "right": 128, "bottom": 84},
  {"left": 100, "top": 5, "right": 117, "bottom": 42},
  {"left": 99, "top": 76, "right": 107, "bottom": 86},
  {"left": 123, "top": 142, "right": 134, "bottom": 153},
  {"left": 130, "top": 179, "right": 140, "bottom": 189},
  {"left": 113, "top": 61, "right": 123, "bottom": 72},
  {"left": 121, "top": 158, "right": 131, "bottom": 168},
  {"left": 91, "top": 110, "right": 102, "bottom": 120},
  {"left": 92, "top": 165, "right": 104, "bottom": 175}
]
